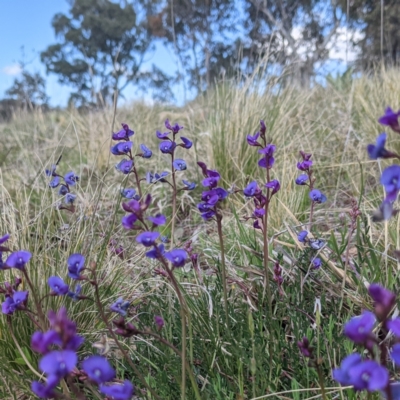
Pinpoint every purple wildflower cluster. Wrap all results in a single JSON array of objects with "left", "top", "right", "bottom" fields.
[
  {"left": 197, "top": 161, "right": 228, "bottom": 220},
  {"left": 31, "top": 307, "right": 134, "bottom": 399},
  {"left": 332, "top": 284, "right": 400, "bottom": 397},
  {"left": 46, "top": 158, "right": 78, "bottom": 211},
  {"left": 369, "top": 107, "right": 400, "bottom": 221}
]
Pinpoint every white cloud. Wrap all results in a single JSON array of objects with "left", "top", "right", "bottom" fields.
[{"left": 2, "top": 64, "right": 22, "bottom": 76}]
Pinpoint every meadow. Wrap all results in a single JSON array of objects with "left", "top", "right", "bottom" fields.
[{"left": 1, "top": 68, "right": 400, "bottom": 399}]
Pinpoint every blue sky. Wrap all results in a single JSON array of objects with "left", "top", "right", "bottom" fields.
[{"left": 0, "top": 0, "right": 180, "bottom": 107}]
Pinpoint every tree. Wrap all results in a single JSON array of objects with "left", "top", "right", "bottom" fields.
[
  {"left": 242, "top": 0, "right": 345, "bottom": 86},
  {"left": 339, "top": 0, "right": 400, "bottom": 69},
  {"left": 41, "top": 0, "right": 170, "bottom": 107},
  {"left": 148, "top": 0, "right": 240, "bottom": 94}
]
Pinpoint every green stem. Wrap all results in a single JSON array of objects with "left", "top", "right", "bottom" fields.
[{"left": 216, "top": 212, "right": 229, "bottom": 329}]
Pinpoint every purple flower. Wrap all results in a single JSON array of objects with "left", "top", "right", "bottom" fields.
[
  {"left": 380, "top": 165, "right": 400, "bottom": 202},
  {"left": 180, "top": 136, "right": 192, "bottom": 149},
  {"left": 297, "top": 160, "right": 313, "bottom": 171},
  {"left": 82, "top": 355, "right": 116, "bottom": 384},
  {"left": 201, "top": 190, "right": 219, "bottom": 204},
  {"left": 247, "top": 132, "right": 260, "bottom": 146},
  {"left": 332, "top": 353, "right": 363, "bottom": 386},
  {"left": 110, "top": 297, "right": 130, "bottom": 317},
  {"left": 156, "top": 130, "right": 170, "bottom": 139},
  {"left": 111, "top": 141, "right": 133, "bottom": 155},
  {"left": 2, "top": 291, "right": 29, "bottom": 315},
  {"left": 0, "top": 233, "right": 10, "bottom": 245},
  {"left": 31, "top": 330, "right": 61, "bottom": 354},
  {"left": 5, "top": 250, "right": 32, "bottom": 270},
  {"left": 379, "top": 107, "right": 400, "bottom": 133},
  {"left": 265, "top": 179, "right": 280, "bottom": 194},
  {"left": 67, "top": 253, "right": 85, "bottom": 279},
  {"left": 344, "top": 311, "right": 375, "bottom": 343},
  {"left": 368, "top": 283, "right": 396, "bottom": 320},
  {"left": 65, "top": 193, "right": 76, "bottom": 204},
  {"left": 254, "top": 208, "right": 265, "bottom": 218},
  {"left": 58, "top": 185, "right": 68, "bottom": 195},
  {"left": 295, "top": 174, "right": 308, "bottom": 185},
  {"left": 49, "top": 177, "right": 60, "bottom": 188},
  {"left": 67, "top": 284, "right": 82, "bottom": 301},
  {"left": 40, "top": 350, "right": 77, "bottom": 378},
  {"left": 112, "top": 123, "right": 134, "bottom": 140},
  {"left": 165, "top": 119, "right": 183, "bottom": 133},
  {"left": 372, "top": 200, "right": 397, "bottom": 222},
  {"left": 201, "top": 210, "right": 216, "bottom": 220},
  {"left": 258, "top": 144, "right": 276, "bottom": 169},
  {"left": 116, "top": 159, "right": 133, "bottom": 174},
  {"left": 154, "top": 315, "right": 164, "bottom": 330},
  {"left": 244, "top": 181, "right": 258, "bottom": 197},
  {"left": 297, "top": 337, "right": 313, "bottom": 358},
  {"left": 350, "top": 360, "right": 389, "bottom": 391},
  {"left": 202, "top": 176, "right": 220, "bottom": 188},
  {"left": 154, "top": 171, "right": 169, "bottom": 183},
  {"left": 122, "top": 214, "right": 138, "bottom": 230},
  {"left": 182, "top": 180, "right": 196, "bottom": 190},
  {"left": 48, "top": 276, "right": 69, "bottom": 295},
  {"left": 159, "top": 141, "right": 176, "bottom": 154},
  {"left": 165, "top": 249, "right": 188, "bottom": 267},
  {"left": 215, "top": 187, "right": 228, "bottom": 200},
  {"left": 31, "top": 378, "right": 58, "bottom": 399},
  {"left": 388, "top": 318, "right": 400, "bottom": 338},
  {"left": 173, "top": 159, "right": 187, "bottom": 171},
  {"left": 367, "top": 133, "right": 396, "bottom": 159},
  {"left": 312, "top": 258, "right": 321, "bottom": 269},
  {"left": 45, "top": 165, "right": 57, "bottom": 177},
  {"left": 140, "top": 144, "right": 152, "bottom": 158},
  {"left": 99, "top": 380, "right": 135, "bottom": 400},
  {"left": 309, "top": 189, "right": 327, "bottom": 203},
  {"left": 121, "top": 188, "right": 136, "bottom": 199},
  {"left": 391, "top": 344, "right": 400, "bottom": 366},
  {"left": 136, "top": 232, "right": 160, "bottom": 247},
  {"left": 64, "top": 171, "right": 79, "bottom": 186},
  {"left": 146, "top": 244, "right": 165, "bottom": 259},
  {"left": 148, "top": 214, "right": 166, "bottom": 226},
  {"left": 298, "top": 231, "right": 308, "bottom": 243}
]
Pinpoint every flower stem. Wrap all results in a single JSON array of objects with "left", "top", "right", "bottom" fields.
[
  {"left": 132, "top": 165, "right": 142, "bottom": 198},
  {"left": 23, "top": 270, "right": 47, "bottom": 329},
  {"left": 263, "top": 170, "right": 272, "bottom": 315},
  {"left": 216, "top": 212, "right": 229, "bottom": 329},
  {"left": 170, "top": 157, "right": 177, "bottom": 249}
]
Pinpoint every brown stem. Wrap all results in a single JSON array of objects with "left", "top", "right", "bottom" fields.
[
  {"left": 171, "top": 157, "right": 177, "bottom": 249},
  {"left": 132, "top": 165, "right": 142, "bottom": 198},
  {"left": 23, "top": 270, "right": 47, "bottom": 329},
  {"left": 263, "top": 170, "right": 272, "bottom": 315}
]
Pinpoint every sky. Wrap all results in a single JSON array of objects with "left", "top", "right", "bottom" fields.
[
  {"left": 0, "top": 1, "right": 358, "bottom": 107},
  {"left": 0, "top": 0, "right": 181, "bottom": 107}
]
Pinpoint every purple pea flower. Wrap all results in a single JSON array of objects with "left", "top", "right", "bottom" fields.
[
  {"left": 64, "top": 171, "right": 79, "bottom": 186},
  {"left": 65, "top": 193, "right": 76, "bottom": 204},
  {"left": 202, "top": 176, "right": 220, "bottom": 188},
  {"left": 45, "top": 165, "right": 57, "bottom": 177},
  {"left": 31, "top": 379, "right": 58, "bottom": 399},
  {"left": 31, "top": 330, "right": 61, "bottom": 354},
  {"left": 164, "top": 249, "right": 188, "bottom": 267},
  {"left": 110, "top": 297, "right": 130, "bottom": 317},
  {"left": 244, "top": 181, "right": 258, "bottom": 197},
  {"left": 111, "top": 141, "right": 133, "bottom": 155},
  {"left": 298, "top": 231, "right": 308, "bottom": 243},
  {"left": 0, "top": 233, "right": 10, "bottom": 245},
  {"left": 297, "top": 160, "right": 313, "bottom": 171},
  {"left": 159, "top": 141, "right": 176, "bottom": 154},
  {"left": 182, "top": 180, "right": 196, "bottom": 190},
  {"left": 6, "top": 250, "right": 32, "bottom": 270},
  {"left": 332, "top": 353, "right": 363, "bottom": 386},
  {"left": 146, "top": 244, "right": 165, "bottom": 259},
  {"left": 40, "top": 350, "right": 77, "bottom": 378},
  {"left": 156, "top": 130, "right": 170, "bottom": 139},
  {"left": 154, "top": 315, "right": 164, "bottom": 330},
  {"left": 116, "top": 159, "right": 133, "bottom": 174},
  {"left": 254, "top": 208, "right": 265, "bottom": 218},
  {"left": 344, "top": 311, "right": 375, "bottom": 343},
  {"left": 309, "top": 189, "right": 327, "bottom": 203},
  {"left": 391, "top": 344, "right": 400, "bottom": 366},
  {"left": 58, "top": 185, "right": 68, "bottom": 196},
  {"left": 67, "top": 253, "right": 85, "bottom": 279},
  {"left": 380, "top": 165, "right": 400, "bottom": 202},
  {"left": 379, "top": 107, "right": 400, "bottom": 133},
  {"left": 180, "top": 136, "right": 192, "bottom": 149},
  {"left": 154, "top": 171, "right": 169, "bottom": 183},
  {"left": 247, "top": 132, "right": 260, "bottom": 146},
  {"left": 2, "top": 291, "right": 29, "bottom": 314},
  {"left": 140, "top": 144, "right": 152, "bottom": 158},
  {"left": 165, "top": 119, "right": 183, "bottom": 133},
  {"left": 350, "top": 360, "right": 389, "bottom": 391},
  {"left": 215, "top": 187, "right": 228, "bottom": 200},
  {"left": 295, "top": 174, "right": 308, "bottom": 185},
  {"left": 112, "top": 123, "right": 134, "bottom": 140},
  {"left": 258, "top": 144, "right": 276, "bottom": 169},
  {"left": 121, "top": 188, "right": 136, "bottom": 199},
  {"left": 367, "top": 133, "right": 397, "bottom": 160},
  {"left": 265, "top": 179, "right": 280, "bottom": 194},
  {"left": 82, "top": 355, "right": 116, "bottom": 384},
  {"left": 67, "top": 284, "right": 82, "bottom": 301},
  {"left": 49, "top": 177, "right": 60, "bottom": 188},
  {"left": 122, "top": 213, "right": 138, "bottom": 230},
  {"left": 388, "top": 318, "right": 400, "bottom": 338},
  {"left": 148, "top": 214, "right": 166, "bottom": 226},
  {"left": 368, "top": 283, "right": 396, "bottom": 320},
  {"left": 99, "top": 380, "right": 135, "bottom": 400},
  {"left": 173, "top": 159, "right": 187, "bottom": 171},
  {"left": 312, "top": 258, "right": 321, "bottom": 269},
  {"left": 48, "top": 276, "right": 69, "bottom": 295},
  {"left": 136, "top": 232, "right": 160, "bottom": 247}
]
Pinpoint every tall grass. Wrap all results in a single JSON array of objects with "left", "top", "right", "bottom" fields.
[{"left": 0, "top": 68, "right": 400, "bottom": 399}]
